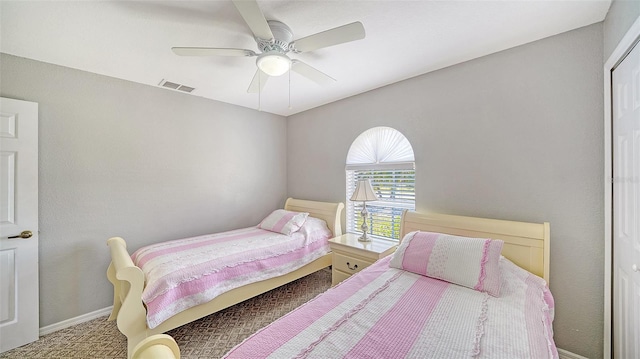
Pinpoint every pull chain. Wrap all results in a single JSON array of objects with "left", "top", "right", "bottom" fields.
[
  {"left": 258, "top": 70, "right": 262, "bottom": 111},
  {"left": 288, "top": 63, "right": 292, "bottom": 110}
]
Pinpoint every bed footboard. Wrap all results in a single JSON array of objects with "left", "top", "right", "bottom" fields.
[
  {"left": 106, "top": 237, "right": 149, "bottom": 359},
  {"left": 132, "top": 334, "right": 180, "bottom": 359}
]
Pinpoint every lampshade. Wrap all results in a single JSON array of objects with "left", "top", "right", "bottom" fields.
[
  {"left": 256, "top": 51, "right": 291, "bottom": 76},
  {"left": 350, "top": 179, "right": 378, "bottom": 202}
]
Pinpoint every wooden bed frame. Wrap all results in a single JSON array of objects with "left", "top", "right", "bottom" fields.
[
  {"left": 400, "top": 210, "right": 551, "bottom": 282},
  {"left": 106, "top": 198, "right": 344, "bottom": 359}
]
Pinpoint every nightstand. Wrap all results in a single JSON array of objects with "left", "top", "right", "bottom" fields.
[{"left": 328, "top": 233, "right": 398, "bottom": 286}]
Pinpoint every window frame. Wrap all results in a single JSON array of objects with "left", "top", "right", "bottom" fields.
[
  {"left": 345, "top": 127, "right": 415, "bottom": 241},
  {"left": 346, "top": 168, "right": 415, "bottom": 241}
]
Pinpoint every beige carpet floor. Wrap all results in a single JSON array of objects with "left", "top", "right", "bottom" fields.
[{"left": 0, "top": 269, "right": 331, "bottom": 359}]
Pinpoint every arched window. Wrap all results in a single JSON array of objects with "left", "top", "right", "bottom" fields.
[{"left": 346, "top": 127, "right": 415, "bottom": 240}]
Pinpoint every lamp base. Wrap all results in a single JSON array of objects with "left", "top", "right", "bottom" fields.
[{"left": 358, "top": 201, "right": 372, "bottom": 242}]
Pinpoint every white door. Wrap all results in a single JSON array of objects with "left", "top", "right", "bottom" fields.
[
  {"left": 0, "top": 97, "right": 39, "bottom": 353},
  {"left": 613, "top": 41, "right": 640, "bottom": 359}
]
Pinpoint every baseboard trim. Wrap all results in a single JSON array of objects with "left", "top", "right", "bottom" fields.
[
  {"left": 558, "top": 348, "right": 589, "bottom": 359},
  {"left": 39, "top": 306, "right": 113, "bottom": 336}
]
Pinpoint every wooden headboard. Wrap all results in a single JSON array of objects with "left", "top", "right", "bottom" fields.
[
  {"left": 284, "top": 198, "right": 345, "bottom": 237},
  {"left": 400, "top": 210, "right": 550, "bottom": 283}
]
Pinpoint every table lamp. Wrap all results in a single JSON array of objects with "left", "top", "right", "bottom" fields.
[{"left": 350, "top": 179, "right": 379, "bottom": 242}]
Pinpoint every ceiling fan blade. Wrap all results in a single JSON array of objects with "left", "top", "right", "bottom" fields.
[
  {"left": 292, "top": 21, "right": 365, "bottom": 53},
  {"left": 291, "top": 60, "right": 335, "bottom": 86},
  {"left": 232, "top": 0, "right": 274, "bottom": 41},
  {"left": 172, "top": 47, "right": 256, "bottom": 57},
  {"left": 247, "top": 69, "right": 269, "bottom": 93}
]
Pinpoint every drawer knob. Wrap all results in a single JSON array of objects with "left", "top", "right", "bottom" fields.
[{"left": 347, "top": 262, "right": 358, "bottom": 271}]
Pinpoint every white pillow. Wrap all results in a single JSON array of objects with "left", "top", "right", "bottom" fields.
[
  {"left": 390, "top": 231, "right": 504, "bottom": 297},
  {"left": 297, "top": 217, "right": 332, "bottom": 239},
  {"left": 258, "top": 209, "right": 309, "bottom": 235}
]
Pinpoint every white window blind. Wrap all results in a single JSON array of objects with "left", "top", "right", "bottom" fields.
[
  {"left": 346, "top": 169, "right": 415, "bottom": 240},
  {"left": 345, "top": 127, "right": 415, "bottom": 241}
]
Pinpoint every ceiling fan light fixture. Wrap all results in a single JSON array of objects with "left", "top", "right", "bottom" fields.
[{"left": 256, "top": 52, "right": 291, "bottom": 76}]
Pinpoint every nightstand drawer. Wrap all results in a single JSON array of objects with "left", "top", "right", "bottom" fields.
[{"left": 333, "top": 253, "right": 371, "bottom": 274}]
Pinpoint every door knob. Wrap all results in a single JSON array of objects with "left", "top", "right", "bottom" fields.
[
  {"left": 8, "top": 230, "right": 33, "bottom": 239},
  {"left": 633, "top": 264, "right": 639, "bottom": 272}
]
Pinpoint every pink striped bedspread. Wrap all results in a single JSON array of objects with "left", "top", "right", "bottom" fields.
[
  {"left": 132, "top": 217, "right": 332, "bottom": 329},
  {"left": 225, "top": 255, "right": 558, "bottom": 359}
]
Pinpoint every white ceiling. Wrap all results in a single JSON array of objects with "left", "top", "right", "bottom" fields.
[{"left": 1, "top": 0, "right": 611, "bottom": 117}]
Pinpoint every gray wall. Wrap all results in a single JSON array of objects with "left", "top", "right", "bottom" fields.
[
  {"left": 0, "top": 53, "right": 288, "bottom": 327},
  {"left": 288, "top": 24, "right": 604, "bottom": 358},
  {"left": 603, "top": 0, "right": 640, "bottom": 60}
]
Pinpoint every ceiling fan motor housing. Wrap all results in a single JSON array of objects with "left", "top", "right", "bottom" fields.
[{"left": 257, "top": 20, "right": 294, "bottom": 54}]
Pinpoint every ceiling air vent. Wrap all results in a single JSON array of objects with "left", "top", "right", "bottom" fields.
[{"left": 158, "top": 79, "right": 195, "bottom": 93}]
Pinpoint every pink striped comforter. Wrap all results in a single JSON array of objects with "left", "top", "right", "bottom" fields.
[
  {"left": 132, "top": 218, "right": 332, "bottom": 329},
  {"left": 225, "top": 256, "right": 558, "bottom": 359}
]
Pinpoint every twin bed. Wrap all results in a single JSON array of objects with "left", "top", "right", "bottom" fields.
[
  {"left": 107, "top": 198, "right": 344, "bottom": 358},
  {"left": 107, "top": 198, "right": 556, "bottom": 358}
]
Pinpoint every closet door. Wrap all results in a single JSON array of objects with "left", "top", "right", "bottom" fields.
[{"left": 612, "top": 41, "right": 640, "bottom": 359}]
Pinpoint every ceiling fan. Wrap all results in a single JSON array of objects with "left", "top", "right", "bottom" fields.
[{"left": 172, "top": 0, "right": 366, "bottom": 93}]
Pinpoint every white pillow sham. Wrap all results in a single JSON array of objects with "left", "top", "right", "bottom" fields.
[
  {"left": 390, "top": 231, "right": 504, "bottom": 297},
  {"left": 258, "top": 209, "right": 309, "bottom": 236}
]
